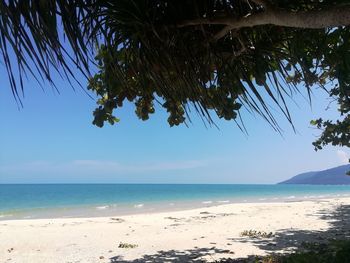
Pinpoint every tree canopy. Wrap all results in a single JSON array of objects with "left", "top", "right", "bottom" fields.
[{"left": 1, "top": 0, "right": 350, "bottom": 150}]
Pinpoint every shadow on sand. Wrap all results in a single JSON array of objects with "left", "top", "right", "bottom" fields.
[
  {"left": 110, "top": 247, "right": 235, "bottom": 263},
  {"left": 109, "top": 202, "right": 350, "bottom": 262},
  {"left": 228, "top": 201, "right": 350, "bottom": 254}
]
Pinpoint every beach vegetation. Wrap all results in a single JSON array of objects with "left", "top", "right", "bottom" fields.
[
  {"left": 218, "top": 239, "right": 350, "bottom": 262},
  {"left": 264, "top": 239, "right": 350, "bottom": 263}
]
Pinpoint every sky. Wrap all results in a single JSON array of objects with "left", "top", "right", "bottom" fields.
[{"left": 0, "top": 55, "right": 349, "bottom": 184}]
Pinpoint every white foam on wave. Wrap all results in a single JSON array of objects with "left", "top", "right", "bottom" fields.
[
  {"left": 259, "top": 198, "right": 267, "bottom": 201},
  {"left": 217, "top": 200, "right": 229, "bottom": 203},
  {"left": 0, "top": 214, "right": 13, "bottom": 218},
  {"left": 169, "top": 203, "right": 175, "bottom": 206},
  {"left": 286, "top": 196, "right": 295, "bottom": 199},
  {"left": 96, "top": 205, "right": 109, "bottom": 210},
  {"left": 202, "top": 201, "right": 212, "bottom": 204},
  {"left": 134, "top": 204, "right": 144, "bottom": 208},
  {"left": 272, "top": 197, "right": 279, "bottom": 200}
]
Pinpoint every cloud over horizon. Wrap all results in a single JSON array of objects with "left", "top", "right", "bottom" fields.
[{"left": 1, "top": 159, "right": 207, "bottom": 175}]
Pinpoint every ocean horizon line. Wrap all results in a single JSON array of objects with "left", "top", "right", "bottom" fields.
[{"left": 0, "top": 182, "right": 278, "bottom": 185}]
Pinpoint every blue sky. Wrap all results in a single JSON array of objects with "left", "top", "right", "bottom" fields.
[{"left": 0, "top": 59, "right": 349, "bottom": 184}]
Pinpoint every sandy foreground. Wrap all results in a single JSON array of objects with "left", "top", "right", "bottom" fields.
[{"left": 1, "top": 198, "right": 350, "bottom": 263}]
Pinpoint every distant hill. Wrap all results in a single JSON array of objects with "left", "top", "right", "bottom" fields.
[{"left": 279, "top": 164, "right": 350, "bottom": 185}]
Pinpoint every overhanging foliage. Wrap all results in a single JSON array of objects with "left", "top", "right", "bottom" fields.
[{"left": 1, "top": 0, "right": 350, "bottom": 149}]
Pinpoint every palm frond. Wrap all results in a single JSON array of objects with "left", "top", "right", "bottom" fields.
[{"left": 0, "top": 0, "right": 98, "bottom": 102}]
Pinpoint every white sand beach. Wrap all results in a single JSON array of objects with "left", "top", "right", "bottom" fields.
[{"left": 1, "top": 197, "right": 350, "bottom": 263}]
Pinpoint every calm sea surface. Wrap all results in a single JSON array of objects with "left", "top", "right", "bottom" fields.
[{"left": 1, "top": 184, "right": 350, "bottom": 220}]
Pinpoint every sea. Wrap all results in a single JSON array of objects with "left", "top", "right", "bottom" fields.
[{"left": 1, "top": 184, "right": 350, "bottom": 220}]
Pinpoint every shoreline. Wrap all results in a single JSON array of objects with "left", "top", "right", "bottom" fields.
[
  {"left": 2, "top": 194, "right": 350, "bottom": 221},
  {"left": 1, "top": 197, "right": 350, "bottom": 262},
  {"left": 3, "top": 184, "right": 350, "bottom": 221}
]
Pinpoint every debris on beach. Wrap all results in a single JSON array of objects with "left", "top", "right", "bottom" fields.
[
  {"left": 110, "top": 218, "right": 125, "bottom": 223},
  {"left": 199, "top": 211, "right": 210, "bottom": 214},
  {"left": 240, "top": 230, "right": 274, "bottom": 238},
  {"left": 118, "top": 242, "right": 138, "bottom": 248},
  {"left": 164, "top": 216, "right": 186, "bottom": 222}
]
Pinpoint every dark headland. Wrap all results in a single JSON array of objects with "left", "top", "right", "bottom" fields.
[{"left": 279, "top": 164, "right": 350, "bottom": 185}]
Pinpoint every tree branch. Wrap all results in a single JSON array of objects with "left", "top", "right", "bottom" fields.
[
  {"left": 249, "top": 0, "right": 270, "bottom": 9},
  {"left": 178, "top": 5, "right": 350, "bottom": 40},
  {"left": 214, "top": 25, "right": 234, "bottom": 40}
]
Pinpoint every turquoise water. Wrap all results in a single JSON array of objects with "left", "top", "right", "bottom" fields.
[{"left": 1, "top": 184, "right": 350, "bottom": 219}]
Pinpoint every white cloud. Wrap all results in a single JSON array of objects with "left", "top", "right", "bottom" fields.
[
  {"left": 73, "top": 159, "right": 206, "bottom": 172},
  {"left": 137, "top": 160, "right": 205, "bottom": 171},
  {"left": 1, "top": 159, "right": 207, "bottom": 174},
  {"left": 337, "top": 150, "right": 349, "bottom": 164},
  {"left": 0, "top": 161, "right": 58, "bottom": 172}
]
